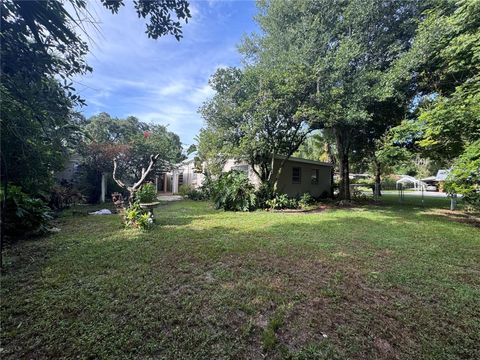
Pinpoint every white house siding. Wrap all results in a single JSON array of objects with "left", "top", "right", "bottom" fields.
[{"left": 222, "top": 159, "right": 262, "bottom": 187}]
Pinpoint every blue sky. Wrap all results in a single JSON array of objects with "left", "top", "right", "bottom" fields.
[{"left": 74, "top": 0, "right": 259, "bottom": 147}]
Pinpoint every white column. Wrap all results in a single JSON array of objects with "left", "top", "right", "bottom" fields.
[
  {"left": 100, "top": 172, "right": 107, "bottom": 203},
  {"left": 172, "top": 171, "right": 178, "bottom": 194}
]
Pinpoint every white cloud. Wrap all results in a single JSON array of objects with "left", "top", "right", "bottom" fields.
[{"left": 73, "top": 0, "right": 258, "bottom": 144}]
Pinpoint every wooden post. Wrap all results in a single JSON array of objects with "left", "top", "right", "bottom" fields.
[
  {"left": 163, "top": 173, "right": 168, "bottom": 193},
  {"left": 100, "top": 172, "right": 107, "bottom": 203},
  {"left": 155, "top": 176, "right": 159, "bottom": 192}
]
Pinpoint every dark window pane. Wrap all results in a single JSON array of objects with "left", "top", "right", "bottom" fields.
[
  {"left": 292, "top": 167, "right": 301, "bottom": 184},
  {"left": 311, "top": 169, "right": 319, "bottom": 184}
]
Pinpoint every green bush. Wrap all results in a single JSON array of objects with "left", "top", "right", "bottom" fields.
[
  {"left": 178, "top": 183, "right": 209, "bottom": 200},
  {"left": 198, "top": 174, "right": 215, "bottom": 199},
  {"left": 178, "top": 184, "right": 194, "bottom": 198},
  {"left": 266, "top": 193, "right": 298, "bottom": 210},
  {"left": 256, "top": 183, "right": 275, "bottom": 209},
  {"left": 136, "top": 183, "right": 157, "bottom": 203},
  {"left": 124, "top": 202, "right": 154, "bottom": 230},
  {"left": 48, "top": 182, "right": 85, "bottom": 210},
  {"left": 2, "top": 184, "right": 53, "bottom": 238},
  {"left": 445, "top": 141, "right": 480, "bottom": 211},
  {"left": 188, "top": 188, "right": 207, "bottom": 201},
  {"left": 298, "top": 192, "right": 315, "bottom": 209},
  {"left": 211, "top": 171, "right": 257, "bottom": 211}
]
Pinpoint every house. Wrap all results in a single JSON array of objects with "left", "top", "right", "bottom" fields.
[
  {"left": 167, "top": 156, "right": 334, "bottom": 198},
  {"left": 420, "top": 169, "right": 450, "bottom": 192}
]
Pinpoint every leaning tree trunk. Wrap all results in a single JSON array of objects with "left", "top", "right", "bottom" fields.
[{"left": 113, "top": 154, "right": 160, "bottom": 205}]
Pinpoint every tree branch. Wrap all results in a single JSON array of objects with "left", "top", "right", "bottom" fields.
[
  {"left": 131, "top": 154, "right": 160, "bottom": 191},
  {"left": 112, "top": 157, "right": 127, "bottom": 189}
]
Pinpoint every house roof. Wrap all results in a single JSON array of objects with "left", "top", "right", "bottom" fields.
[
  {"left": 174, "top": 155, "right": 334, "bottom": 170},
  {"left": 436, "top": 169, "right": 450, "bottom": 181},
  {"left": 276, "top": 155, "right": 334, "bottom": 167}
]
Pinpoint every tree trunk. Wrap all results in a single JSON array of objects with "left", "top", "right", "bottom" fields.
[
  {"left": 374, "top": 159, "right": 382, "bottom": 197},
  {"left": 335, "top": 129, "right": 351, "bottom": 200},
  {"left": 113, "top": 154, "right": 160, "bottom": 206}
]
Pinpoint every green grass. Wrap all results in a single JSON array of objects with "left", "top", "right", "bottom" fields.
[{"left": 1, "top": 200, "right": 479, "bottom": 359}]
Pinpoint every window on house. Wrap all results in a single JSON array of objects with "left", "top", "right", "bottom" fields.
[
  {"left": 178, "top": 173, "right": 184, "bottom": 185},
  {"left": 292, "top": 167, "right": 301, "bottom": 184},
  {"left": 192, "top": 172, "right": 197, "bottom": 181},
  {"left": 311, "top": 169, "right": 319, "bottom": 184}
]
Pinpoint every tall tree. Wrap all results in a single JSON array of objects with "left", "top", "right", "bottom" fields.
[
  {"left": 199, "top": 65, "right": 316, "bottom": 190},
  {"left": 241, "top": 0, "right": 423, "bottom": 199}
]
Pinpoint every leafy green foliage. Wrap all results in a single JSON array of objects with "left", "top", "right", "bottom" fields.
[
  {"left": 2, "top": 185, "right": 53, "bottom": 238},
  {"left": 136, "top": 183, "right": 157, "bottom": 203},
  {"left": 124, "top": 203, "right": 154, "bottom": 230},
  {"left": 178, "top": 184, "right": 194, "bottom": 198},
  {"left": 0, "top": 0, "right": 190, "bottom": 201},
  {"left": 445, "top": 141, "right": 480, "bottom": 210},
  {"left": 78, "top": 113, "right": 185, "bottom": 204},
  {"left": 178, "top": 184, "right": 207, "bottom": 200},
  {"left": 298, "top": 193, "right": 315, "bottom": 209},
  {"left": 387, "top": 0, "right": 480, "bottom": 162},
  {"left": 266, "top": 194, "right": 298, "bottom": 210},
  {"left": 255, "top": 183, "right": 275, "bottom": 209},
  {"left": 199, "top": 66, "right": 314, "bottom": 188},
  {"left": 210, "top": 171, "right": 257, "bottom": 212}
]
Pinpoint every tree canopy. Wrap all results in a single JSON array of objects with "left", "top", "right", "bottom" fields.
[
  {"left": 0, "top": 0, "right": 191, "bottom": 196},
  {"left": 199, "top": 65, "right": 315, "bottom": 188},
  {"left": 236, "top": 0, "right": 424, "bottom": 199}
]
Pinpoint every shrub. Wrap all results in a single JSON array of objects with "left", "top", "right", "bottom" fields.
[
  {"left": 211, "top": 171, "right": 257, "bottom": 211},
  {"left": 178, "top": 184, "right": 194, "bottom": 198},
  {"left": 188, "top": 188, "right": 207, "bottom": 201},
  {"left": 351, "top": 187, "right": 368, "bottom": 201},
  {"left": 198, "top": 174, "right": 215, "bottom": 200},
  {"left": 298, "top": 192, "right": 315, "bottom": 209},
  {"left": 2, "top": 185, "right": 53, "bottom": 238},
  {"left": 445, "top": 141, "right": 480, "bottom": 211},
  {"left": 256, "top": 183, "right": 275, "bottom": 209},
  {"left": 48, "top": 182, "right": 85, "bottom": 210},
  {"left": 124, "top": 202, "right": 154, "bottom": 230},
  {"left": 266, "top": 193, "right": 298, "bottom": 210},
  {"left": 136, "top": 183, "right": 157, "bottom": 203}
]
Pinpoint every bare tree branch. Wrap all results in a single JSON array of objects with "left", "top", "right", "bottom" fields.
[
  {"left": 112, "top": 154, "right": 160, "bottom": 204},
  {"left": 112, "top": 157, "right": 127, "bottom": 189}
]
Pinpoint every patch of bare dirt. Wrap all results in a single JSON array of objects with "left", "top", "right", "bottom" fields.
[
  {"left": 271, "top": 204, "right": 330, "bottom": 214},
  {"left": 204, "top": 252, "right": 418, "bottom": 359},
  {"left": 425, "top": 209, "right": 480, "bottom": 227}
]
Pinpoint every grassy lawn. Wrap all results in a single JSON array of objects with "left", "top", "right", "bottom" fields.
[{"left": 1, "top": 200, "right": 479, "bottom": 359}]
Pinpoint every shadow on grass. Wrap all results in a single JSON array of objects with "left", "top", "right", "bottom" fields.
[{"left": 1, "top": 200, "right": 479, "bottom": 359}]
